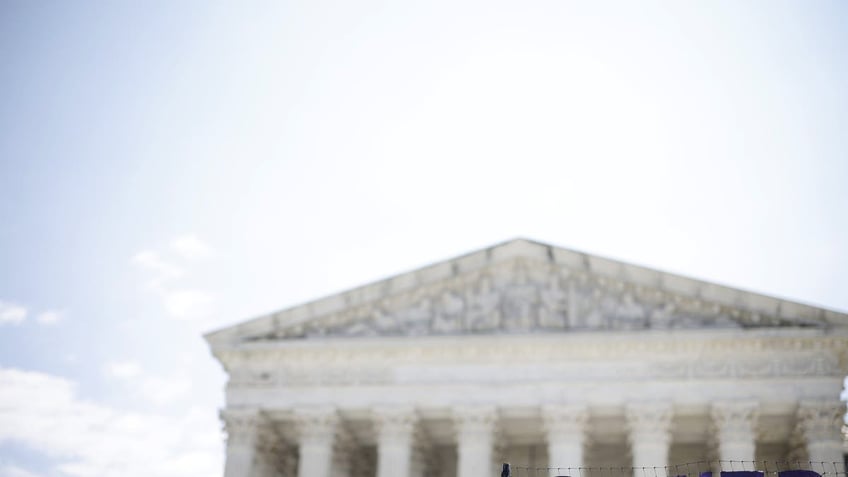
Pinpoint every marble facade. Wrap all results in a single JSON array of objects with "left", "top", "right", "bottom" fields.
[{"left": 206, "top": 239, "right": 848, "bottom": 477}]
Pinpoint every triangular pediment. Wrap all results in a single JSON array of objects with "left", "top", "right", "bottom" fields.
[{"left": 205, "top": 239, "right": 848, "bottom": 345}]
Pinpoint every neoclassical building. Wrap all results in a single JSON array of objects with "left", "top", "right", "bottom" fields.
[{"left": 205, "top": 239, "right": 848, "bottom": 477}]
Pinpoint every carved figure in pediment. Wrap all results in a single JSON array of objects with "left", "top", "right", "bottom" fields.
[
  {"left": 373, "top": 304, "right": 400, "bottom": 333},
  {"left": 335, "top": 318, "right": 379, "bottom": 337},
  {"left": 670, "top": 313, "right": 713, "bottom": 329},
  {"left": 746, "top": 311, "right": 763, "bottom": 326},
  {"left": 539, "top": 273, "right": 568, "bottom": 329},
  {"left": 581, "top": 288, "right": 607, "bottom": 329},
  {"left": 649, "top": 303, "right": 675, "bottom": 329},
  {"left": 565, "top": 280, "right": 580, "bottom": 329},
  {"left": 690, "top": 307, "right": 740, "bottom": 328},
  {"left": 396, "top": 298, "right": 432, "bottom": 335},
  {"left": 501, "top": 264, "right": 538, "bottom": 331},
  {"left": 742, "top": 311, "right": 783, "bottom": 327},
  {"left": 712, "top": 313, "right": 741, "bottom": 328},
  {"left": 432, "top": 291, "right": 464, "bottom": 333},
  {"left": 648, "top": 299, "right": 741, "bottom": 330},
  {"left": 612, "top": 293, "right": 647, "bottom": 330},
  {"left": 303, "top": 323, "right": 325, "bottom": 338},
  {"left": 467, "top": 276, "right": 501, "bottom": 332}
]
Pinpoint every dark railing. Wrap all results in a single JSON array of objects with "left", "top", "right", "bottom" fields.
[{"left": 501, "top": 461, "right": 847, "bottom": 477}]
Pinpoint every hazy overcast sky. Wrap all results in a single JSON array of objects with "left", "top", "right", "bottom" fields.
[{"left": 1, "top": 2, "right": 847, "bottom": 476}]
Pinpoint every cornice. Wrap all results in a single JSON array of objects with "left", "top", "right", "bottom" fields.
[
  {"left": 213, "top": 328, "right": 848, "bottom": 367},
  {"left": 216, "top": 331, "right": 848, "bottom": 388}
]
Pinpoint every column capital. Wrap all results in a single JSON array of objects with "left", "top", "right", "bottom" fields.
[
  {"left": 373, "top": 405, "right": 417, "bottom": 442},
  {"left": 711, "top": 401, "right": 759, "bottom": 440},
  {"left": 796, "top": 400, "right": 846, "bottom": 444},
  {"left": 710, "top": 400, "right": 759, "bottom": 464},
  {"left": 220, "top": 408, "right": 262, "bottom": 447},
  {"left": 542, "top": 404, "right": 588, "bottom": 440},
  {"left": 452, "top": 405, "right": 498, "bottom": 441},
  {"left": 221, "top": 408, "right": 266, "bottom": 477},
  {"left": 294, "top": 406, "right": 338, "bottom": 445},
  {"left": 626, "top": 402, "right": 672, "bottom": 443}
]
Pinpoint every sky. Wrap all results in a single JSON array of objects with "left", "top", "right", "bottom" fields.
[{"left": 1, "top": 1, "right": 847, "bottom": 476}]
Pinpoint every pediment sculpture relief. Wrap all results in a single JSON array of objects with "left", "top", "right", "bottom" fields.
[{"left": 261, "top": 258, "right": 811, "bottom": 340}]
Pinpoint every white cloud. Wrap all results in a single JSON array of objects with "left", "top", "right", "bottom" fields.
[
  {"left": 35, "top": 310, "right": 64, "bottom": 325},
  {"left": 170, "top": 235, "right": 214, "bottom": 261},
  {"left": 103, "top": 361, "right": 143, "bottom": 380},
  {"left": 0, "top": 301, "right": 27, "bottom": 325},
  {"left": 131, "top": 238, "right": 217, "bottom": 322},
  {"left": 0, "top": 367, "right": 222, "bottom": 477},
  {"left": 131, "top": 251, "right": 184, "bottom": 285},
  {"left": 162, "top": 289, "right": 214, "bottom": 321},
  {"left": 0, "top": 464, "right": 43, "bottom": 477}
]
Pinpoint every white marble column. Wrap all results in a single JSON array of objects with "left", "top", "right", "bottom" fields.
[
  {"left": 222, "top": 409, "right": 262, "bottom": 477},
  {"left": 542, "top": 404, "right": 588, "bottom": 475},
  {"left": 374, "top": 406, "right": 417, "bottom": 477},
  {"left": 454, "top": 405, "right": 498, "bottom": 477},
  {"left": 626, "top": 402, "right": 673, "bottom": 470},
  {"left": 796, "top": 400, "right": 846, "bottom": 467},
  {"left": 295, "top": 407, "right": 338, "bottom": 477},
  {"left": 711, "top": 401, "right": 759, "bottom": 467}
]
